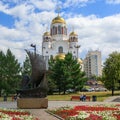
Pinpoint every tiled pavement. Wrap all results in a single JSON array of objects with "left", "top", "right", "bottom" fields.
[{"left": 0, "top": 96, "right": 120, "bottom": 120}]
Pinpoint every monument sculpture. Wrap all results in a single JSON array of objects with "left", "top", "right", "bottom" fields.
[{"left": 17, "top": 50, "right": 48, "bottom": 108}]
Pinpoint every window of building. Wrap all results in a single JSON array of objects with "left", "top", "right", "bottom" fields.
[
  {"left": 53, "top": 26, "right": 56, "bottom": 35},
  {"left": 58, "top": 25, "right": 61, "bottom": 34},
  {"left": 58, "top": 46, "right": 63, "bottom": 53}
]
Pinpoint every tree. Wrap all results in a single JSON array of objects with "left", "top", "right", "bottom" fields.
[
  {"left": 20, "top": 55, "right": 32, "bottom": 89},
  {"left": 48, "top": 53, "right": 87, "bottom": 94},
  {"left": 21, "top": 55, "right": 31, "bottom": 76},
  {"left": 0, "top": 49, "right": 21, "bottom": 95},
  {"left": 47, "top": 56, "right": 57, "bottom": 94},
  {"left": 0, "top": 51, "right": 6, "bottom": 96},
  {"left": 63, "top": 53, "right": 86, "bottom": 93},
  {"left": 49, "top": 57, "right": 65, "bottom": 94},
  {"left": 102, "top": 51, "right": 120, "bottom": 96}
]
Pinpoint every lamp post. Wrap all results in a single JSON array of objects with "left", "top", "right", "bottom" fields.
[
  {"left": 30, "top": 44, "right": 36, "bottom": 55},
  {"left": 74, "top": 45, "right": 80, "bottom": 58}
]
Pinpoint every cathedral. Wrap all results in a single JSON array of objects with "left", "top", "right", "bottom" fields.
[{"left": 42, "top": 13, "right": 82, "bottom": 70}]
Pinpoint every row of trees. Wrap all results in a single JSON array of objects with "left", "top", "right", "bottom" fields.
[
  {"left": 0, "top": 50, "right": 87, "bottom": 96},
  {"left": 48, "top": 51, "right": 120, "bottom": 95},
  {"left": 0, "top": 48, "right": 120, "bottom": 96}
]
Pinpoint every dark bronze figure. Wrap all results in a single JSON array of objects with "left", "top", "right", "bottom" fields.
[{"left": 17, "top": 50, "right": 48, "bottom": 98}]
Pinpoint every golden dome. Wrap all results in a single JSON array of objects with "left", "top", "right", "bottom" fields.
[
  {"left": 69, "top": 31, "right": 78, "bottom": 36},
  {"left": 52, "top": 15, "right": 66, "bottom": 24},
  {"left": 43, "top": 32, "right": 50, "bottom": 36},
  {"left": 54, "top": 53, "right": 65, "bottom": 60},
  {"left": 77, "top": 58, "right": 83, "bottom": 64}
]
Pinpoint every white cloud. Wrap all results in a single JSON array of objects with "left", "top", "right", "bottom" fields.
[
  {"left": 0, "top": 1, "right": 9, "bottom": 12},
  {"left": 0, "top": 0, "right": 120, "bottom": 64},
  {"left": 106, "top": 0, "right": 120, "bottom": 4},
  {"left": 63, "top": 0, "right": 95, "bottom": 8},
  {"left": 0, "top": 1, "right": 57, "bottom": 63},
  {"left": 29, "top": 0, "right": 56, "bottom": 10},
  {"left": 0, "top": 0, "right": 57, "bottom": 21},
  {"left": 66, "top": 14, "right": 120, "bottom": 61}
]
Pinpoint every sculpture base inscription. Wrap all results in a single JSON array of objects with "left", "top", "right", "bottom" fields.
[{"left": 17, "top": 98, "right": 48, "bottom": 109}]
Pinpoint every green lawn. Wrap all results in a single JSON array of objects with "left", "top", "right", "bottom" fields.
[
  {"left": 0, "top": 91, "right": 119, "bottom": 102},
  {"left": 47, "top": 91, "right": 120, "bottom": 101}
]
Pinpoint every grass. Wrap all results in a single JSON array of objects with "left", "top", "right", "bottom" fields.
[
  {"left": 47, "top": 91, "right": 120, "bottom": 101},
  {"left": 0, "top": 96, "right": 13, "bottom": 101},
  {"left": 0, "top": 91, "right": 119, "bottom": 102}
]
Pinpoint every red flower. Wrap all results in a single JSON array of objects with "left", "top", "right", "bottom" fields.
[
  {"left": 49, "top": 104, "right": 120, "bottom": 120},
  {"left": 86, "top": 114, "right": 102, "bottom": 120}
]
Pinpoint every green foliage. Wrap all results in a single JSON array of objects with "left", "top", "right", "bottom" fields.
[
  {"left": 48, "top": 53, "right": 87, "bottom": 94},
  {"left": 21, "top": 55, "right": 31, "bottom": 76},
  {"left": 102, "top": 51, "right": 120, "bottom": 95},
  {"left": 0, "top": 51, "right": 6, "bottom": 94},
  {"left": 49, "top": 57, "right": 64, "bottom": 94},
  {"left": 0, "top": 49, "right": 21, "bottom": 95},
  {"left": 47, "top": 56, "right": 57, "bottom": 94},
  {"left": 63, "top": 53, "right": 86, "bottom": 92}
]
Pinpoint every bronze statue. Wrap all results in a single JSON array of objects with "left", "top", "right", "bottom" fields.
[{"left": 17, "top": 50, "right": 48, "bottom": 98}]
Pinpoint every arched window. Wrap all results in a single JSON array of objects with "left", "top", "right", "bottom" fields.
[
  {"left": 58, "top": 46, "right": 63, "bottom": 53},
  {"left": 64, "top": 26, "right": 66, "bottom": 35},
  {"left": 50, "top": 29, "right": 52, "bottom": 36},
  {"left": 53, "top": 26, "right": 55, "bottom": 35},
  {"left": 55, "top": 27, "right": 57, "bottom": 34},
  {"left": 58, "top": 25, "right": 61, "bottom": 34}
]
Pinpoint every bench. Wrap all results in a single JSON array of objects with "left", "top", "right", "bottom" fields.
[{"left": 71, "top": 96, "right": 91, "bottom": 101}]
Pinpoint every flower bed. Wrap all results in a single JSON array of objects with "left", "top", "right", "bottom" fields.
[
  {"left": 48, "top": 104, "right": 120, "bottom": 120},
  {"left": 0, "top": 108, "right": 39, "bottom": 120}
]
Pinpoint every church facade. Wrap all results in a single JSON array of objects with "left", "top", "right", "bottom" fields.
[{"left": 42, "top": 14, "right": 82, "bottom": 70}]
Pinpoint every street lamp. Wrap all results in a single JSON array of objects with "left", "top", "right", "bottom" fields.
[{"left": 74, "top": 45, "right": 81, "bottom": 58}]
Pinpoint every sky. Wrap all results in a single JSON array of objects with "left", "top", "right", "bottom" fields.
[{"left": 0, "top": 0, "right": 120, "bottom": 65}]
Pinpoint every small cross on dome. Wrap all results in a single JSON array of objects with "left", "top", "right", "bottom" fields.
[{"left": 56, "top": 6, "right": 61, "bottom": 16}]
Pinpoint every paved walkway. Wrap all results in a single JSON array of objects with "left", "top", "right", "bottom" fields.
[{"left": 0, "top": 96, "right": 120, "bottom": 120}]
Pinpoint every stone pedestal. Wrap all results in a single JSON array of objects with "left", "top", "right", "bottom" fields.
[{"left": 17, "top": 98, "right": 48, "bottom": 109}]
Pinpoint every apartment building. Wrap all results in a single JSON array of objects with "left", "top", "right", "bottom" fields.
[{"left": 83, "top": 50, "right": 102, "bottom": 78}]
